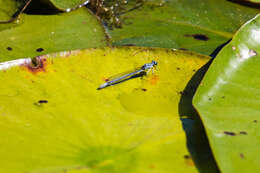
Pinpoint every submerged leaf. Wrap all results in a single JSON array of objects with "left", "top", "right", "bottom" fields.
[
  {"left": 193, "top": 14, "right": 260, "bottom": 172},
  {"left": 0, "top": 47, "right": 218, "bottom": 173}
]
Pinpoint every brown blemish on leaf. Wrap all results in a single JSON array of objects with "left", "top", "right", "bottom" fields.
[
  {"left": 184, "top": 34, "right": 209, "bottom": 41},
  {"left": 239, "top": 131, "right": 247, "bottom": 135},
  {"left": 184, "top": 155, "right": 191, "bottom": 159},
  {"left": 184, "top": 155, "right": 194, "bottom": 166},
  {"left": 142, "top": 88, "right": 147, "bottom": 91},
  {"left": 240, "top": 153, "right": 245, "bottom": 159},
  {"left": 224, "top": 131, "right": 236, "bottom": 136},
  {"left": 128, "top": 123, "right": 134, "bottom": 126},
  {"left": 21, "top": 57, "right": 48, "bottom": 74},
  {"left": 149, "top": 165, "right": 156, "bottom": 169},
  {"left": 254, "top": 120, "right": 258, "bottom": 123},
  {"left": 150, "top": 75, "right": 159, "bottom": 85},
  {"left": 177, "top": 67, "right": 180, "bottom": 70}
]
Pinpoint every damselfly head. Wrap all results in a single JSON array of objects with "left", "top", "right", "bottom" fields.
[{"left": 152, "top": 60, "right": 158, "bottom": 66}]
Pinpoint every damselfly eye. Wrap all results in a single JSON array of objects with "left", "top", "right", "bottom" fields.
[{"left": 152, "top": 60, "right": 158, "bottom": 65}]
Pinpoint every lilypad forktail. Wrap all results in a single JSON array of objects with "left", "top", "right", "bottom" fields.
[{"left": 97, "top": 60, "right": 158, "bottom": 90}]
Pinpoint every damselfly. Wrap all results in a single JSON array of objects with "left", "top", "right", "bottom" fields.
[{"left": 97, "top": 60, "right": 158, "bottom": 90}]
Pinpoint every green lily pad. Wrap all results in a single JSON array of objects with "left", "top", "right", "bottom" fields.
[
  {"left": 0, "top": 0, "right": 23, "bottom": 21},
  {"left": 108, "top": 0, "right": 259, "bottom": 55},
  {"left": 0, "top": 47, "right": 218, "bottom": 173},
  {"left": 0, "top": 8, "right": 108, "bottom": 62},
  {"left": 193, "top": 14, "right": 260, "bottom": 172},
  {"left": 241, "top": 0, "right": 260, "bottom": 3},
  {"left": 0, "top": 0, "right": 25, "bottom": 31},
  {"left": 42, "top": 0, "right": 90, "bottom": 11}
]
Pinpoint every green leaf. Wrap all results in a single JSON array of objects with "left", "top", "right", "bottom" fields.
[
  {"left": 0, "top": 0, "right": 24, "bottom": 31},
  {"left": 193, "top": 14, "right": 260, "bottom": 172},
  {"left": 241, "top": 0, "right": 260, "bottom": 3},
  {"left": 42, "top": 0, "right": 90, "bottom": 11},
  {"left": 0, "top": 47, "right": 218, "bottom": 173},
  {"left": 0, "top": 8, "right": 108, "bottom": 62},
  {"left": 0, "top": 0, "right": 22, "bottom": 21},
  {"left": 108, "top": 0, "right": 259, "bottom": 55}
]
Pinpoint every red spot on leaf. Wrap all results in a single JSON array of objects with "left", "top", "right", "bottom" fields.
[
  {"left": 150, "top": 75, "right": 159, "bottom": 85},
  {"left": 21, "top": 56, "right": 48, "bottom": 74}
]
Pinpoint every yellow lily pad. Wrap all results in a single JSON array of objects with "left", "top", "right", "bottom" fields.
[{"left": 0, "top": 47, "right": 216, "bottom": 173}]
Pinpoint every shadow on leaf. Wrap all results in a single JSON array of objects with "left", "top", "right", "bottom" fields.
[{"left": 178, "top": 59, "right": 220, "bottom": 173}]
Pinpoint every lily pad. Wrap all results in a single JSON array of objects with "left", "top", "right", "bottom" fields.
[
  {"left": 193, "top": 14, "right": 260, "bottom": 172},
  {"left": 0, "top": 47, "right": 218, "bottom": 173},
  {"left": 241, "top": 0, "right": 260, "bottom": 3},
  {"left": 42, "top": 0, "right": 90, "bottom": 11},
  {"left": 0, "top": 0, "right": 25, "bottom": 31},
  {"left": 0, "top": 0, "right": 23, "bottom": 21},
  {"left": 108, "top": 0, "right": 259, "bottom": 55},
  {"left": 0, "top": 8, "right": 107, "bottom": 62}
]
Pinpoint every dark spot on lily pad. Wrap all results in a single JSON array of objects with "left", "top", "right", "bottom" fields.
[
  {"left": 184, "top": 34, "right": 209, "bottom": 41},
  {"left": 240, "top": 153, "right": 245, "bottom": 159},
  {"left": 240, "top": 131, "right": 247, "bottom": 135},
  {"left": 193, "top": 34, "right": 209, "bottom": 41},
  {"left": 34, "top": 99, "right": 48, "bottom": 106},
  {"left": 36, "top": 48, "right": 44, "bottom": 52},
  {"left": 224, "top": 131, "right": 236, "bottom": 136},
  {"left": 142, "top": 88, "right": 147, "bottom": 91},
  {"left": 184, "top": 155, "right": 191, "bottom": 159},
  {"left": 254, "top": 120, "right": 258, "bottom": 123},
  {"left": 177, "top": 67, "right": 180, "bottom": 70},
  {"left": 38, "top": 100, "right": 48, "bottom": 104},
  {"left": 123, "top": 44, "right": 136, "bottom": 46},
  {"left": 7, "top": 47, "right": 12, "bottom": 51}
]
